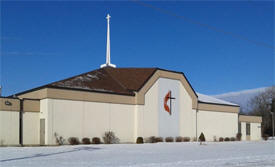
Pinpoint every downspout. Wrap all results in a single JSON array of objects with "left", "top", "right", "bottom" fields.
[
  {"left": 19, "top": 98, "right": 24, "bottom": 146},
  {"left": 196, "top": 100, "right": 198, "bottom": 142}
]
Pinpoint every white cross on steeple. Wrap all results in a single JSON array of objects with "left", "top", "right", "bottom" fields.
[{"left": 101, "top": 14, "right": 116, "bottom": 68}]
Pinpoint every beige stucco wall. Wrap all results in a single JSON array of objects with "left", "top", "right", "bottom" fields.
[
  {"left": 136, "top": 77, "right": 196, "bottom": 139},
  {"left": 136, "top": 79, "right": 159, "bottom": 138},
  {"left": 239, "top": 115, "right": 262, "bottom": 141},
  {"left": 23, "top": 112, "right": 40, "bottom": 145},
  {"left": 241, "top": 122, "right": 247, "bottom": 141},
  {"left": 250, "top": 123, "right": 261, "bottom": 140},
  {"left": 179, "top": 82, "right": 196, "bottom": 138},
  {"left": 40, "top": 99, "right": 50, "bottom": 144},
  {"left": 0, "top": 113, "right": 40, "bottom": 146},
  {"left": 240, "top": 122, "right": 261, "bottom": 141},
  {"left": 197, "top": 110, "right": 238, "bottom": 141},
  {"left": 0, "top": 111, "right": 19, "bottom": 145},
  {"left": 158, "top": 78, "right": 180, "bottom": 137},
  {"left": 42, "top": 98, "right": 136, "bottom": 145},
  {"left": 0, "top": 111, "right": 40, "bottom": 146}
]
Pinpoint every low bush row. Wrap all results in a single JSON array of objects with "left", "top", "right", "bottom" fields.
[
  {"left": 64, "top": 131, "right": 267, "bottom": 145},
  {"left": 262, "top": 134, "right": 269, "bottom": 141},
  {"left": 66, "top": 131, "right": 119, "bottom": 145},
  {"left": 136, "top": 132, "right": 244, "bottom": 144},
  {"left": 68, "top": 137, "right": 101, "bottom": 145},
  {"left": 216, "top": 133, "right": 242, "bottom": 142},
  {"left": 138, "top": 136, "right": 193, "bottom": 144},
  {"left": 218, "top": 137, "right": 236, "bottom": 142}
]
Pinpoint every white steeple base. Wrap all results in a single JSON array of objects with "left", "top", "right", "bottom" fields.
[{"left": 100, "top": 63, "right": 116, "bottom": 68}]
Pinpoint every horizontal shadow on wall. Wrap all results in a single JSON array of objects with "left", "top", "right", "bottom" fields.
[{"left": 0, "top": 146, "right": 101, "bottom": 163}]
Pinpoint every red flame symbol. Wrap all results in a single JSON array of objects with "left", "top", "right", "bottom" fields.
[{"left": 164, "top": 91, "right": 171, "bottom": 115}]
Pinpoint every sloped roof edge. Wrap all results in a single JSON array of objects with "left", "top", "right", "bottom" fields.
[{"left": 11, "top": 67, "right": 198, "bottom": 99}]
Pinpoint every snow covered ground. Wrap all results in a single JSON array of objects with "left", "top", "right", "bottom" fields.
[{"left": 0, "top": 141, "right": 274, "bottom": 167}]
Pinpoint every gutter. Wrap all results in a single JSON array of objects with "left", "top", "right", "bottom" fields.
[
  {"left": 196, "top": 100, "right": 198, "bottom": 142},
  {"left": 19, "top": 99, "right": 24, "bottom": 146}
]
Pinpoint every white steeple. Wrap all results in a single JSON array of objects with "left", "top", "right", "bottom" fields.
[{"left": 101, "top": 14, "right": 116, "bottom": 68}]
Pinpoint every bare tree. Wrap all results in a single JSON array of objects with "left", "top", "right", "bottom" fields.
[{"left": 249, "top": 86, "right": 275, "bottom": 136}]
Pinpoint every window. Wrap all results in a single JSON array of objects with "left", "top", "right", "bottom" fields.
[
  {"left": 246, "top": 123, "right": 250, "bottom": 135},
  {"left": 238, "top": 122, "right": 241, "bottom": 133}
]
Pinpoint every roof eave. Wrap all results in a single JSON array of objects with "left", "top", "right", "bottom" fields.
[{"left": 198, "top": 100, "right": 240, "bottom": 107}]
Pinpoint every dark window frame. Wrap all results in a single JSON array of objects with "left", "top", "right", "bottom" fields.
[
  {"left": 246, "top": 123, "right": 250, "bottom": 135},
  {"left": 238, "top": 122, "right": 241, "bottom": 133}
]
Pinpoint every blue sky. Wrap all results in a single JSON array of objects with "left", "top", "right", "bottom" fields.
[{"left": 0, "top": 1, "right": 274, "bottom": 96}]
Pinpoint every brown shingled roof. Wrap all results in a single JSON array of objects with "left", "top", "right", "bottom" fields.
[{"left": 48, "top": 67, "right": 157, "bottom": 95}]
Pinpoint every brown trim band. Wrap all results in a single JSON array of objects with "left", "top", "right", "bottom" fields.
[
  {"left": 23, "top": 100, "right": 40, "bottom": 112},
  {"left": 239, "top": 115, "right": 262, "bottom": 123},
  {"left": 47, "top": 88, "right": 136, "bottom": 105},
  {"left": 0, "top": 98, "right": 40, "bottom": 112},
  {"left": 198, "top": 101, "right": 239, "bottom": 107},
  {"left": 198, "top": 102, "right": 239, "bottom": 113},
  {"left": 0, "top": 98, "right": 20, "bottom": 111}
]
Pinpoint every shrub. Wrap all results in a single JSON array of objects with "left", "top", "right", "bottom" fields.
[
  {"left": 230, "top": 137, "right": 236, "bottom": 141},
  {"left": 82, "top": 138, "right": 91, "bottom": 144},
  {"left": 175, "top": 136, "right": 183, "bottom": 142},
  {"left": 136, "top": 137, "right": 144, "bottom": 144},
  {"left": 155, "top": 137, "right": 164, "bottom": 142},
  {"left": 54, "top": 132, "right": 65, "bottom": 145},
  {"left": 145, "top": 136, "right": 157, "bottom": 143},
  {"left": 199, "top": 133, "right": 205, "bottom": 142},
  {"left": 68, "top": 137, "right": 80, "bottom": 145},
  {"left": 224, "top": 137, "right": 230, "bottom": 141},
  {"left": 92, "top": 137, "right": 101, "bottom": 144},
  {"left": 192, "top": 137, "right": 197, "bottom": 142},
  {"left": 219, "top": 137, "right": 224, "bottom": 142},
  {"left": 262, "top": 134, "right": 269, "bottom": 141},
  {"left": 236, "top": 133, "right": 242, "bottom": 141},
  {"left": 165, "top": 137, "right": 174, "bottom": 142},
  {"left": 213, "top": 136, "right": 217, "bottom": 142},
  {"left": 103, "top": 131, "right": 119, "bottom": 144},
  {"left": 183, "top": 137, "right": 191, "bottom": 142}
]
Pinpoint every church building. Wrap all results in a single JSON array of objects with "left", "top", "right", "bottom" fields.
[{"left": 0, "top": 14, "right": 262, "bottom": 146}]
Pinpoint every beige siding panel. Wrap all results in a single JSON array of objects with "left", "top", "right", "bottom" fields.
[
  {"left": 197, "top": 110, "right": 238, "bottom": 141},
  {"left": 0, "top": 111, "right": 19, "bottom": 145},
  {"left": 179, "top": 82, "right": 196, "bottom": 138},
  {"left": 45, "top": 99, "right": 136, "bottom": 145},
  {"left": 109, "top": 103, "right": 135, "bottom": 142},
  {"left": 40, "top": 99, "right": 51, "bottom": 145},
  {"left": 136, "top": 79, "right": 159, "bottom": 138},
  {"left": 23, "top": 112, "right": 40, "bottom": 145},
  {"left": 83, "top": 102, "right": 110, "bottom": 138},
  {"left": 240, "top": 121, "right": 261, "bottom": 141},
  {"left": 250, "top": 123, "right": 261, "bottom": 140},
  {"left": 241, "top": 122, "right": 246, "bottom": 141}
]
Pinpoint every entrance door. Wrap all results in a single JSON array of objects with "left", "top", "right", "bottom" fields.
[{"left": 40, "top": 119, "right": 45, "bottom": 145}]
